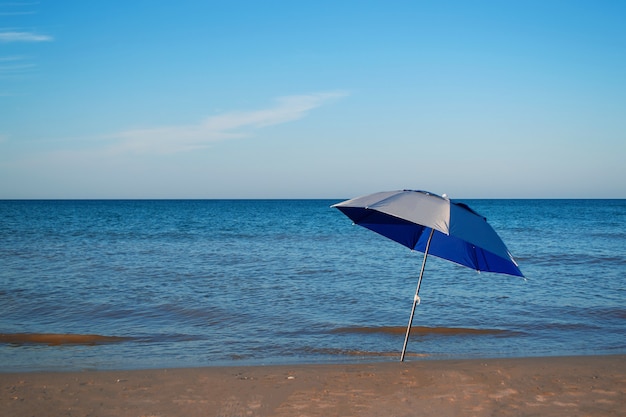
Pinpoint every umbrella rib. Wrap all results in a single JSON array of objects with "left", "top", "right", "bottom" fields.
[{"left": 400, "top": 227, "right": 435, "bottom": 362}]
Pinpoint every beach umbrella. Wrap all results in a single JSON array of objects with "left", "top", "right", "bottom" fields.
[{"left": 332, "top": 190, "right": 523, "bottom": 361}]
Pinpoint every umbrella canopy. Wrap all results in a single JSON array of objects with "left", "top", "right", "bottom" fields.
[
  {"left": 332, "top": 189, "right": 523, "bottom": 360},
  {"left": 332, "top": 190, "right": 523, "bottom": 277}
]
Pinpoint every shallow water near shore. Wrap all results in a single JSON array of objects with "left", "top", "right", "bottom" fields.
[{"left": 1, "top": 199, "right": 625, "bottom": 371}]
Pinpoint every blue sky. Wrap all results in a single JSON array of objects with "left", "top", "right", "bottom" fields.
[{"left": 1, "top": 1, "right": 624, "bottom": 199}]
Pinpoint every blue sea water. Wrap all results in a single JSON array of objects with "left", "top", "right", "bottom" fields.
[{"left": 1, "top": 199, "right": 625, "bottom": 372}]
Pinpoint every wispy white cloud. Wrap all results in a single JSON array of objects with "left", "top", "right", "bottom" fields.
[
  {"left": 0, "top": 31, "right": 52, "bottom": 42},
  {"left": 0, "top": 55, "right": 25, "bottom": 61},
  {"left": 0, "top": 11, "right": 36, "bottom": 16},
  {"left": 108, "top": 91, "right": 349, "bottom": 155},
  {"left": 0, "top": 55, "right": 36, "bottom": 80}
]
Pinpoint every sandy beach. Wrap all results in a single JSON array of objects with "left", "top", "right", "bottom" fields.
[{"left": 2, "top": 355, "right": 624, "bottom": 416}]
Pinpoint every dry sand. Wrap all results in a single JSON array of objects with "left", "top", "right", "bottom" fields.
[{"left": 2, "top": 355, "right": 624, "bottom": 416}]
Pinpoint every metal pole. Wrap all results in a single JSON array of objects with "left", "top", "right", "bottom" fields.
[{"left": 400, "top": 228, "right": 435, "bottom": 362}]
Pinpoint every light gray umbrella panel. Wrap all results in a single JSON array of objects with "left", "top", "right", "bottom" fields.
[{"left": 332, "top": 190, "right": 523, "bottom": 361}]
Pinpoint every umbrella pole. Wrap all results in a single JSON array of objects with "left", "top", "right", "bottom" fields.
[{"left": 400, "top": 228, "right": 435, "bottom": 362}]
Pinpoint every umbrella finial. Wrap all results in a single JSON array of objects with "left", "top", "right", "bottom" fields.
[{"left": 442, "top": 193, "right": 449, "bottom": 200}]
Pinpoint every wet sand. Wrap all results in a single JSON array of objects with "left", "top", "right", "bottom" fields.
[{"left": 2, "top": 355, "right": 624, "bottom": 416}]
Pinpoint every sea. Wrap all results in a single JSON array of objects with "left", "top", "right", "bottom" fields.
[{"left": 1, "top": 199, "right": 624, "bottom": 372}]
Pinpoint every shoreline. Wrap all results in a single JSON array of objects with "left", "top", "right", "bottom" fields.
[{"left": 2, "top": 354, "right": 624, "bottom": 416}]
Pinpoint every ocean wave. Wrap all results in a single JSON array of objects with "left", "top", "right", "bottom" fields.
[
  {"left": 0, "top": 332, "right": 207, "bottom": 346},
  {"left": 331, "top": 326, "right": 510, "bottom": 336},
  {"left": 302, "top": 346, "right": 430, "bottom": 358}
]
